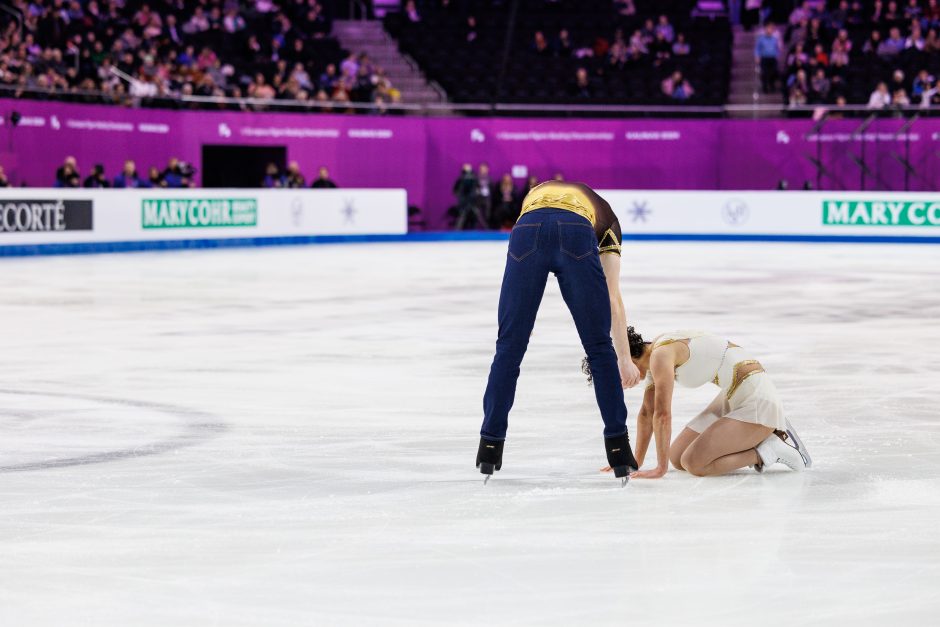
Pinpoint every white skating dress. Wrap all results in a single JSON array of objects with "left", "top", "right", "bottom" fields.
[{"left": 644, "top": 331, "right": 787, "bottom": 433}]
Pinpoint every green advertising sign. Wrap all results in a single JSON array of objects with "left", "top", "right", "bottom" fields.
[
  {"left": 142, "top": 198, "right": 258, "bottom": 229},
  {"left": 823, "top": 200, "right": 940, "bottom": 227}
]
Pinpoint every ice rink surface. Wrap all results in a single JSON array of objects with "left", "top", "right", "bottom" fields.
[{"left": 1, "top": 240, "right": 939, "bottom": 626}]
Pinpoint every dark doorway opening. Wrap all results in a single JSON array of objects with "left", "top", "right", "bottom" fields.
[{"left": 201, "top": 145, "right": 286, "bottom": 188}]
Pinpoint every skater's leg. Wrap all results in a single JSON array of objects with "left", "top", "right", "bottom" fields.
[
  {"left": 668, "top": 427, "right": 700, "bottom": 471},
  {"left": 672, "top": 391, "right": 725, "bottom": 470},
  {"left": 679, "top": 418, "right": 772, "bottom": 477},
  {"left": 554, "top": 230, "right": 625, "bottom": 438},
  {"left": 480, "top": 220, "right": 549, "bottom": 441}
]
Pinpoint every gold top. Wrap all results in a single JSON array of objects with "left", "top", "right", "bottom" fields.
[{"left": 519, "top": 182, "right": 597, "bottom": 226}]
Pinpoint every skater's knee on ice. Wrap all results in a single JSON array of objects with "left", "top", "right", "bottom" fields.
[
  {"left": 680, "top": 449, "right": 707, "bottom": 476},
  {"left": 669, "top": 450, "right": 685, "bottom": 471}
]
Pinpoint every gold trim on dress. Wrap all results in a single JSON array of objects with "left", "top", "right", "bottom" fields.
[{"left": 726, "top": 360, "right": 765, "bottom": 400}]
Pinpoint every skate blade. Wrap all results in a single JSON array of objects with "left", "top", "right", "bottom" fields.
[
  {"left": 785, "top": 419, "right": 812, "bottom": 468},
  {"left": 483, "top": 475, "right": 490, "bottom": 485},
  {"left": 621, "top": 477, "right": 628, "bottom": 488}
]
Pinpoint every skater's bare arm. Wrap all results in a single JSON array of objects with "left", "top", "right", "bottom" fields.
[
  {"left": 599, "top": 253, "right": 640, "bottom": 388},
  {"left": 634, "top": 384, "right": 655, "bottom": 468},
  {"left": 632, "top": 349, "right": 674, "bottom": 479}
]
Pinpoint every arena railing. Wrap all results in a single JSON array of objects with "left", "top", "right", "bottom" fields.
[{"left": 3, "top": 84, "right": 940, "bottom": 118}]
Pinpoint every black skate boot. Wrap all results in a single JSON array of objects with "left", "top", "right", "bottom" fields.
[
  {"left": 476, "top": 437, "right": 504, "bottom": 484},
  {"left": 605, "top": 434, "right": 638, "bottom": 487}
]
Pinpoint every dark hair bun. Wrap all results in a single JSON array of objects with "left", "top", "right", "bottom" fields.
[{"left": 627, "top": 326, "right": 647, "bottom": 359}]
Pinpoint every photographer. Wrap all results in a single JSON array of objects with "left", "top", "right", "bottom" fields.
[
  {"left": 162, "top": 158, "right": 194, "bottom": 188},
  {"left": 452, "top": 163, "right": 486, "bottom": 230}
]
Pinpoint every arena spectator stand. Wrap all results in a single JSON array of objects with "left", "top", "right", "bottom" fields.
[
  {"left": 771, "top": 0, "right": 940, "bottom": 108},
  {"left": 0, "top": 0, "right": 367, "bottom": 109},
  {"left": 384, "top": 0, "right": 732, "bottom": 106}
]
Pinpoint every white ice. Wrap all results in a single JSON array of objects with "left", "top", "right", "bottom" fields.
[{"left": 1, "top": 241, "right": 939, "bottom": 626}]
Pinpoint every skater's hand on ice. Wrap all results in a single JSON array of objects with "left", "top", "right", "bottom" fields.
[
  {"left": 600, "top": 466, "right": 612, "bottom": 472},
  {"left": 631, "top": 465, "right": 667, "bottom": 479},
  {"left": 619, "top": 358, "right": 641, "bottom": 388}
]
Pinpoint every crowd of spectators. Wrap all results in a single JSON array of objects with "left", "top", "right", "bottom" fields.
[
  {"left": 0, "top": 0, "right": 400, "bottom": 112},
  {"left": 758, "top": 0, "right": 940, "bottom": 109},
  {"left": 47, "top": 155, "right": 339, "bottom": 189},
  {"left": 450, "top": 163, "right": 560, "bottom": 231},
  {"left": 388, "top": 1, "right": 731, "bottom": 105},
  {"left": 542, "top": 13, "right": 701, "bottom": 102},
  {"left": 53, "top": 156, "right": 197, "bottom": 188},
  {"left": 262, "top": 162, "right": 337, "bottom": 187}
]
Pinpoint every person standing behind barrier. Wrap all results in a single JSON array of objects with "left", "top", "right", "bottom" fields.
[
  {"left": 476, "top": 181, "right": 642, "bottom": 483},
  {"left": 475, "top": 163, "right": 495, "bottom": 226},
  {"left": 755, "top": 22, "right": 781, "bottom": 94},
  {"left": 453, "top": 164, "right": 486, "bottom": 230}
]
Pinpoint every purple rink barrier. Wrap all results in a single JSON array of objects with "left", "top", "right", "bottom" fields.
[{"left": 2, "top": 101, "right": 940, "bottom": 230}]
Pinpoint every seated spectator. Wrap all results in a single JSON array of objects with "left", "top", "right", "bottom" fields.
[
  {"left": 556, "top": 29, "right": 574, "bottom": 57},
  {"left": 905, "top": 22, "right": 925, "bottom": 50},
  {"left": 285, "top": 162, "right": 306, "bottom": 188},
  {"left": 532, "top": 31, "right": 551, "bottom": 56},
  {"left": 148, "top": 166, "right": 165, "bottom": 188},
  {"left": 927, "top": 28, "right": 940, "bottom": 52},
  {"left": 889, "top": 69, "right": 906, "bottom": 94},
  {"left": 927, "top": 0, "right": 940, "bottom": 26},
  {"left": 404, "top": 0, "right": 420, "bottom": 23},
  {"left": 812, "top": 43, "right": 829, "bottom": 66},
  {"left": 810, "top": 68, "right": 831, "bottom": 102},
  {"left": 263, "top": 163, "right": 285, "bottom": 188},
  {"left": 789, "top": 86, "right": 808, "bottom": 106},
  {"left": 629, "top": 29, "right": 648, "bottom": 55},
  {"left": 868, "top": 81, "right": 892, "bottom": 108},
  {"left": 83, "top": 164, "right": 110, "bottom": 188},
  {"left": 640, "top": 18, "right": 656, "bottom": 45},
  {"left": 788, "top": 41, "right": 810, "bottom": 70},
  {"left": 877, "top": 27, "right": 906, "bottom": 57},
  {"left": 830, "top": 38, "right": 850, "bottom": 66},
  {"left": 912, "top": 69, "right": 936, "bottom": 101},
  {"left": 319, "top": 64, "right": 338, "bottom": 93},
  {"left": 311, "top": 166, "right": 337, "bottom": 188},
  {"left": 863, "top": 30, "right": 883, "bottom": 56},
  {"left": 655, "top": 15, "right": 675, "bottom": 44},
  {"left": 661, "top": 71, "right": 694, "bottom": 101},
  {"left": 787, "top": 69, "right": 810, "bottom": 103},
  {"left": 884, "top": 1, "right": 901, "bottom": 24},
  {"left": 570, "top": 67, "right": 594, "bottom": 98},
  {"left": 651, "top": 32, "right": 672, "bottom": 66},
  {"left": 113, "top": 160, "right": 144, "bottom": 188},
  {"left": 830, "top": 1, "right": 851, "bottom": 29},
  {"left": 672, "top": 33, "right": 691, "bottom": 57},
  {"left": 466, "top": 16, "right": 479, "bottom": 44},
  {"left": 614, "top": 0, "right": 637, "bottom": 17},
  {"left": 892, "top": 88, "right": 911, "bottom": 105}
]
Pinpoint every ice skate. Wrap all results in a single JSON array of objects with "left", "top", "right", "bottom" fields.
[
  {"left": 784, "top": 419, "right": 812, "bottom": 468},
  {"left": 604, "top": 434, "right": 638, "bottom": 486},
  {"left": 476, "top": 438, "right": 504, "bottom": 484},
  {"left": 756, "top": 429, "right": 809, "bottom": 472}
]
